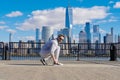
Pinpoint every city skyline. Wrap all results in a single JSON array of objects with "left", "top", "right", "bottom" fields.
[{"left": 0, "top": 0, "right": 120, "bottom": 42}]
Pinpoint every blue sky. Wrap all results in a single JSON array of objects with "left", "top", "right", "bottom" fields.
[{"left": 0, "top": 0, "right": 120, "bottom": 42}]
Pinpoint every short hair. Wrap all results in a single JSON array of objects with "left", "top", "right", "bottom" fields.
[{"left": 58, "top": 34, "right": 64, "bottom": 38}]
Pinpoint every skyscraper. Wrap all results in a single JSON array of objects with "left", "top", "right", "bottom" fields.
[
  {"left": 104, "top": 28, "right": 114, "bottom": 43},
  {"left": 111, "top": 27, "right": 114, "bottom": 42},
  {"left": 85, "top": 22, "right": 91, "bottom": 43},
  {"left": 93, "top": 25, "right": 101, "bottom": 43},
  {"left": 93, "top": 25, "right": 99, "bottom": 33},
  {"left": 65, "top": 5, "right": 73, "bottom": 43},
  {"left": 99, "top": 33, "right": 101, "bottom": 43},
  {"left": 111, "top": 27, "right": 113, "bottom": 35},
  {"left": 65, "top": 6, "right": 73, "bottom": 29},
  {"left": 36, "top": 28, "right": 39, "bottom": 42},
  {"left": 118, "top": 35, "right": 120, "bottom": 43},
  {"left": 79, "top": 31, "right": 87, "bottom": 43},
  {"left": 115, "top": 34, "right": 118, "bottom": 43},
  {"left": 42, "top": 26, "right": 53, "bottom": 43},
  {"left": 105, "top": 34, "right": 113, "bottom": 43},
  {"left": 9, "top": 32, "right": 12, "bottom": 42}
]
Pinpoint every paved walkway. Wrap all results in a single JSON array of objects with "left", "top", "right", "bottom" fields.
[{"left": 0, "top": 60, "right": 120, "bottom": 80}]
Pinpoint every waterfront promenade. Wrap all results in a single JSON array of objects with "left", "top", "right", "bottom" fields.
[{"left": 0, "top": 60, "right": 120, "bottom": 80}]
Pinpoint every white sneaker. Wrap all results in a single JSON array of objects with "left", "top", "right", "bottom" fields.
[{"left": 54, "top": 63, "right": 63, "bottom": 66}]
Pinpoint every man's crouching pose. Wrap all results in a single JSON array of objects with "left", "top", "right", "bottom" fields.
[{"left": 40, "top": 34, "right": 64, "bottom": 66}]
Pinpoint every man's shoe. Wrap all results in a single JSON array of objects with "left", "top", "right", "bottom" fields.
[
  {"left": 40, "top": 59, "right": 48, "bottom": 65},
  {"left": 54, "top": 62, "right": 63, "bottom": 66}
]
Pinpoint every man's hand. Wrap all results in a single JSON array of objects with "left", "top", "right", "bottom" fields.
[
  {"left": 54, "top": 59, "right": 58, "bottom": 64},
  {"left": 50, "top": 54, "right": 58, "bottom": 64}
]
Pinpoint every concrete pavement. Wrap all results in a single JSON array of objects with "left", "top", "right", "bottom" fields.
[{"left": 0, "top": 60, "right": 120, "bottom": 80}]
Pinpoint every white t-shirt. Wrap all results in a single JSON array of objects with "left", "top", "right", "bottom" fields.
[{"left": 40, "top": 39, "right": 58, "bottom": 57}]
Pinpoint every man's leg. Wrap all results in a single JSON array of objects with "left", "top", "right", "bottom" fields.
[
  {"left": 44, "top": 55, "right": 51, "bottom": 61},
  {"left": 54, "top": 46, "right": 60, "bottom": 62},
  {"left": 40, "top": 52, "right": 50, "bottom": 65},
  {"left": 54, "top": 46, "right": 63, "bottom": 66}
]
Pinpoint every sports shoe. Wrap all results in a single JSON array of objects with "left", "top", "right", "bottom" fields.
[
  {"left": 54, "top": 62, "right": 63, "bottom": 66},
  {"left": 40, "top": 59, "right": 48, "bottom": 65}
]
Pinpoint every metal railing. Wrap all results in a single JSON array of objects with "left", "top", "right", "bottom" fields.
[
  {"left": 0, "top": 42, "right": 120, "bottom": 61},
  {"left": 0, "top": 42, "right": 4, "bottom": 60}
]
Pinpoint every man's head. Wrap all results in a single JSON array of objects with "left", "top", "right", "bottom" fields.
[{"left": 57, "top": 34, "right": 64, "bottom": 43}]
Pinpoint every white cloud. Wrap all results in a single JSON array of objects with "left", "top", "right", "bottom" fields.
[
  {"left": 17, "top": 6, "right": 109, "bottom": 31},
  {"left": 18, "top": 36, "right": 35, "bottom": 41},
  {"left": 114, "top": 2, "right": 120, "bottom": 8},
  {"left": 95, "top": 16, "right": 118, "bottom": 24},
  {"left": 108, "top": 19, "right": 117, "bottom": 22},
  {"left": 0, "top": 26, "right": 8, "bottom": 30},
  {"left": 73, "top": 6, "right": 109, "bottom": 24},
  {"left": 6, "top": 11, "right": 23, "bottom": 17},
  {"left": 16, "top": 7, "right": 65, "bottom": 31},
  {"left": 0, "top": 21, "right": 5, "bottom": 24},
  {"left": 6, "top": 29, "right": 16, "bottom": 34}
]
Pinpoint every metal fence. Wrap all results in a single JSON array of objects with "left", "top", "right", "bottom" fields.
[
  {"left": 0, "top": 42, "right": 120, "bottom": 61},
  {"left": 60, "top": 43, "right": 120, "bottom": 61},
  {"left": 0, "top": 42, "right": 4, "bottom": 60}
]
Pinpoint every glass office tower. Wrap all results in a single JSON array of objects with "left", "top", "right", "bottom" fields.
[
  {"left": 36, "top": 28, "right": 40, "bottom": 42},
  {"left": 65, "top": 6, "right": 73, "bottom": 43},
  {"left": 42, "top": 26, "right": 53, "bottom": 43},
  {"left": 93, "top": 25, "right": 101, "bottom": 43},
  {"left": 65, "top": 6, "right": 73, "bottom": 29},
  {"left": 85, "top": 22, "right": 91, "bottom": 43}
]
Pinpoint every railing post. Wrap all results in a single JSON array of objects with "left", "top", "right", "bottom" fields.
[
  {"left": 2, "top": 43, "right": 5, "bottom": 60},
  {"left": 77, "top": 43, "right": 80, "bottom": 61},
  {"left": 2, "top": 43, "right": 10, "bottom": 60},
  {"left": 110, "top": 43, "right": 117, "bottom": 61},
  {"left": 77, "top": 52, "right": 80, "bottom": 61}
]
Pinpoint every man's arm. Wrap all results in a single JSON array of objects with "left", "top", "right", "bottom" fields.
[{"left": 50, "top": 53, "right": 57, "bottom": 63}]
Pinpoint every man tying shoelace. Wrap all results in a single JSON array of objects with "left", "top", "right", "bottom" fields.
[{"left": 40, "top": 34, "right": 64, "bottom": 66}]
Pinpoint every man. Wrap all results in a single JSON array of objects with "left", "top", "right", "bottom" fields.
[{"left": 40, "top": 34, "right": 64, "bottom": 66}]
